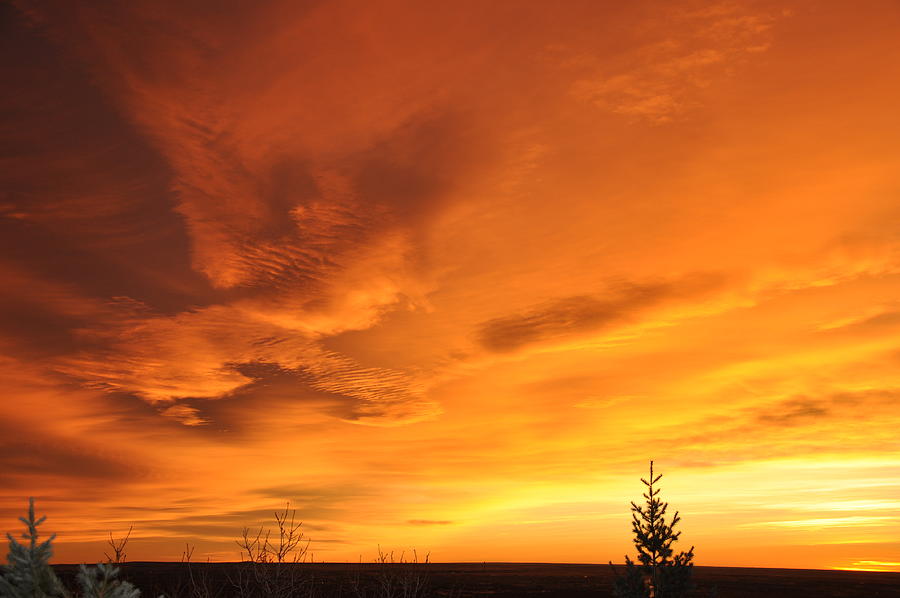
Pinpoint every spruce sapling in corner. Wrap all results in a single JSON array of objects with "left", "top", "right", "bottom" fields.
[
  {"left": 0, "top": 497, "right": 68, "bottom": 597},
  {"left": 1, "top": 498, "right": 146, "bottom": 598}
]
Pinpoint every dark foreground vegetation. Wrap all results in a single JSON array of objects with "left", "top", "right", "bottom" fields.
[
  {"left": 5, "top": 463, "right": 899, "bottom": 597},
  {"left": 49, "top": 562, "right": 900, "bottom": 598}
]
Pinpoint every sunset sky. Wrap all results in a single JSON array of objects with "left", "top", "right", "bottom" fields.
[{"left": 2, "top": 0, "right": 899, "bottom": 571}]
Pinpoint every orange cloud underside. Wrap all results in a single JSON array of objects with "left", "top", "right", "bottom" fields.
[{"left": 1, "top": 0, "right": 899, "bottom": 571}]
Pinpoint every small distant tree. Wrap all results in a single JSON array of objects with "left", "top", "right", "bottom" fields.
[{"left": 610, "top": 461, "right": 695, "bottom": 598}]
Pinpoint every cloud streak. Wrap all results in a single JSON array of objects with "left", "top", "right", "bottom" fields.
[{"left": 476, "top": 275, "right": 722, "bottom": 352}]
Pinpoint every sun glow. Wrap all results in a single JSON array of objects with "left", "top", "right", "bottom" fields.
[{"left": 836, "top": 561, "right": 900, "bottom": 573}]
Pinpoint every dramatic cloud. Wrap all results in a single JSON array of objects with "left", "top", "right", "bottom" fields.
[{"left": 2, "top": 0, "right": 900, "bottom": 571}]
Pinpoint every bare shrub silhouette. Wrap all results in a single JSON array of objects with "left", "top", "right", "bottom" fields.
[
  {"left": 105, "top": 525, "right": 133, "bottom": 564},
  {"left": 345, "top": 548, "right": 430, "bottom": 598},
  {"left": 610, "top": 461, "right": 695, "bottom": 598},
  {"left": 181, "top": 543, "right": 219, "bottom": 598},
  {"left": 228, "top": 502, "right": 313, "bottom": 598}
]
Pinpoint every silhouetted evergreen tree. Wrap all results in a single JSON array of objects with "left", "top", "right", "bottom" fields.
[
  {"left": 1, "top": 499, "right": 144, "bottom": 598},
  {"left": 0, "top": 497, "right": 68, "bottom": 597},
  {"left": 610, "top": 461, "right": 695, "bottom": 598}
]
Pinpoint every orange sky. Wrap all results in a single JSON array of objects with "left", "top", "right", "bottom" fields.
[{"left": 2, "top": 0, "right": 899, "bottom": 571}]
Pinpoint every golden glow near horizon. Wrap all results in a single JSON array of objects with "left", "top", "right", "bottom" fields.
[{"left": 1, "top": 0, "right": 899, "bottom": 571}]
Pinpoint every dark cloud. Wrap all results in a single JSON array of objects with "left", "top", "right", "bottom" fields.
[
  {"left": 477, "top": 275, "right": 722, "bottom": 352},
  {"left": 749, "top": 390, "right": 900, "bottom": 429},
  {"left": 349, "top": 111, "right": 478, "bottom": 226},
  {"left": 252, "top": 482, "right": 374, "bottom": 503},
  {"left": 0, "top": 297, "right": 87, "bottom": 358},
  {"left": 820, "top": 310, "right": 900, "bottom": 335},
  {"left": 0, "top": 436, "right": 143, "bottom": 487},
  {"left": 478, "top": 288, "right": 664, "bottom": 353},
  {"left": 664, "top": 389, "right": 900, "bottom": 467},
  {"left": 0, "top": 4, "right": 214, "bottom": 314},
  {"left": 754, "top": 397, "right": 831, "bottom": 427},
  {"left": 0, "top": 2, "right": 491, "bottom": 431},
  {"left": 172, "top": 364, "right": 360, "bottom": 436},
  {"left": 194, "top": 109, "right": 481, "bottom": 293},
  {"left": 6, "top": 1, "right": 493, "bottom": 297},
  {"left": 148, "top": 507, "right": 339, "bottom": 537}
]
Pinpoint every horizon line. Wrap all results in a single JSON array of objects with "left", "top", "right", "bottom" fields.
[{"left": 48, "top": 561, "right": 900, "bottom": 573}]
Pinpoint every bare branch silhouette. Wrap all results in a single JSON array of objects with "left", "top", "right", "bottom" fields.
[{"left": 104, "top": 524, "right": 133, "bottom": 564}]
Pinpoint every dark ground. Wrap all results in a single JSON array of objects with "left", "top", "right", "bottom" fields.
[{"left": 52, "top": 562, "right": 900, "bottom": 597}]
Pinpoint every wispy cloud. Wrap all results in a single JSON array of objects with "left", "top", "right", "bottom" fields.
[
  {"left": 3, "top": 0, "right": 900, "bottom": 568},
  {"left": 742, "top": 516, "right": 899, "bottom": 529},
  {"left": 571, "top": 1, "right": 784, "bottom": 122}
]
